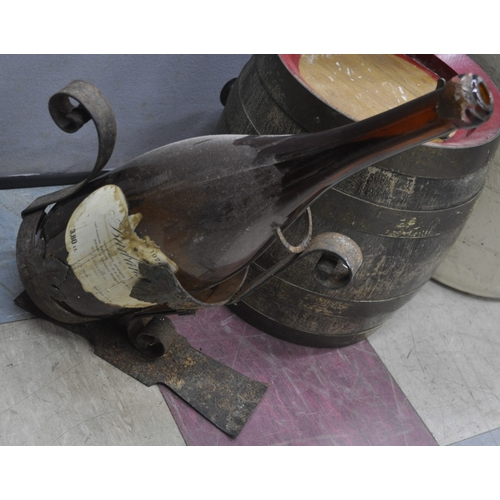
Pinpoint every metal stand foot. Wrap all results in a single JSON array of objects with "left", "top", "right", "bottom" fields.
[{"left": 15, "top": 291, "right": 267, "bottom": 438}]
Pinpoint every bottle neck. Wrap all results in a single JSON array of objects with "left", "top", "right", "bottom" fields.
[
  {"left": 278, "top": 92, "right": 452, "bottom": 189},
  {"left": 240, "top": 74, "right": 493, "bottom": 216}
]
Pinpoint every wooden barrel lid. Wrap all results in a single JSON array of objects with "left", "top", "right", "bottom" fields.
[
  {"left": 279, "top": 54, "right": 500, "bottom": 149},
  {"left": 298, "top": 54, "right": 437, "bottom": 121}
]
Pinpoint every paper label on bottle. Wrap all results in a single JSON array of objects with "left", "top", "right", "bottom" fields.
[{"left": 65, "top": 184, "right": 177, "bottom": 308}]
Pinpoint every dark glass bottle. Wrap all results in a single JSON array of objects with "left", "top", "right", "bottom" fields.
[{"left": 19, "top": 74, "right": 493, "bottom": 321}]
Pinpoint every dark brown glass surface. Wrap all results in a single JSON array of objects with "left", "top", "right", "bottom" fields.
[{"left": 35, "top": 74, "right": 493, "bottom": 318}]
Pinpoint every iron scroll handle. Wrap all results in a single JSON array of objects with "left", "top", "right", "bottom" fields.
[
  {"left": 230, "top": 228, "right": 363, "bottom": 303},
  {"left": 21, "top": 80, "right": 117, "bottom": 216}
]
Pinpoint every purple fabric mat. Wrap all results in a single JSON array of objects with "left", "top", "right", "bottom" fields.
[{"left": 160, "top": 307, "right": 437, "bottom": 446}]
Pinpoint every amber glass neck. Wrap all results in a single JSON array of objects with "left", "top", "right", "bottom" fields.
[{"left": 250, "top": 74, "right": 493, "bottom": 196}]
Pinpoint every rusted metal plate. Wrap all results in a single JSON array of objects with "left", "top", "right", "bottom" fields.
[{"left": 15, "top": 291, "right": 267, "bottom": 437}]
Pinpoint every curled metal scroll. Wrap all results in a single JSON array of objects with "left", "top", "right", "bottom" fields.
[
  {"left": 309, "top": 232, "right": 363, "bottom": 290},
  {"left": 231, "top": 231, "right": 363, "bottom": 302},
  {"left": 274, "top": 208, "right": 363, "bottom": 290},
  {"left": 21, "top": 80, "right": 117, "bottom": 216}
]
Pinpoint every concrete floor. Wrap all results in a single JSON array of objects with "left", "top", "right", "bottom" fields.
[{"left": 2, "top": 187, "right": 500, "bottom": 446}]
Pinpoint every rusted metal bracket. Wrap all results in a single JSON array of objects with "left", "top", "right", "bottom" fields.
[{"left": 15, "top": 291, "right": 267, "bottom": 437}]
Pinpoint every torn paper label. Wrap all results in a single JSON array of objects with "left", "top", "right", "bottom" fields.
[{"left": 65, "top": 184, "right": 177, "bottom": 308}]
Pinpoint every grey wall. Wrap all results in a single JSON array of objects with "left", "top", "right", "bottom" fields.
[{"left": 0, "top": 55, "right": 250, "bottom": 180}]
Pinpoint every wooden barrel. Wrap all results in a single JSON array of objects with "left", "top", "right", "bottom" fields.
[{"left": 218, "top": 55, "right": 500, "bottom": 347}]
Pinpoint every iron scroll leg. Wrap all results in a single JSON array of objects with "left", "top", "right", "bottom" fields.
[{"left": 14, "top": 292, "right": 268, "bottom": 438}]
